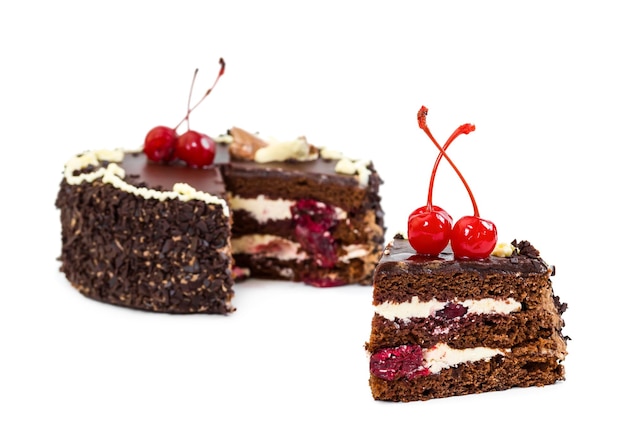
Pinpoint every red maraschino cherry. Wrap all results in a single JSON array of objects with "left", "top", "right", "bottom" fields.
[
  {"left": 144, "top": 125, "right": 178, "bottom": 162},
  {"left": 143, "top": 58, "right": 225, "bottom": 167},
  {"left": 174, "top": 130, "right": 216, "bottom": 167},
  {"left": 450, "top": 215, "right": 498, "bottom": 259},
  {"left": 414, "top": 106, "right": 497, "bottom": 260},
  {"left": 407, "top": 107, "right": 474, "bottom": 256}
]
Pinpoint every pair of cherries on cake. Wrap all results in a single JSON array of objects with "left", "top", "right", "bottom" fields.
[
  {"left": 408, "top": 106, "right": 497, "bottom": 260},
  {"left": 143, "top": 58, "right": 225, "bottom": 168}
]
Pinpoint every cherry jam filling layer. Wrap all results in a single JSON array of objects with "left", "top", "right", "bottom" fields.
[
  {"left": 370, "top": 342, "right": 506, "bottom": 381},
  {"left": 291, "top": 199, "right": 339, "bottom": 268},
  {"left": 370, "top": 345, "right": 430, "bottom": 381},
  {"left": 292, "top": 199, "right": 347, "bottom": 287}
]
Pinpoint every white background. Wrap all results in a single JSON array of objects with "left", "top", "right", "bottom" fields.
[{"left": 1, "top": 1, "right": 623, "bottom": 444}]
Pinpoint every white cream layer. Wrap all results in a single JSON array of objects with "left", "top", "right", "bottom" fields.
[
  {"left": 231, "top": 234, "right": 368, "bottom": 263},
  {"left": 229, "top": 194, "right": 347, "bottom": 223},
  {"left": 64, "top": 149, "right": 229, "bottom": 216},
  {"left": 231, "top": 235, "right": 307, "bottom": 261},
  {"left": 375, "top": 296, "right": 521, "bottom": 321},
  {"left": 423, "top": 343, "right": 507, "bottom": 374}
]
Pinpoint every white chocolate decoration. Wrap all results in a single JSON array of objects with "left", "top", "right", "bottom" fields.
[
  {"left": 335, "top": 157, "right": 371, "bottom": 186},
  {"left": 254, "top": 138, "right": 318, "bottom": 163},
  {"left": 492, "top": 242, "right": 516, "bottom": 258},
  {"left": 320, "top": 147, "right": 343, "bottom": 160}
]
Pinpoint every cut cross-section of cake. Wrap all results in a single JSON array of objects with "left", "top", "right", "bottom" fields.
[
  {"left": 222, "top": 127, "right": 385, "bottom": 287},
  {"left": 365, "top": 235, "right": 568, "bottom": 402}
]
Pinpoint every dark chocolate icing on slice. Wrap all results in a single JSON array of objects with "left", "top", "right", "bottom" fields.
[
  {"left": 378, "top": 238, "right": 549, "bottom": 275},
  {"left": 218, "top": 144, "right": 363, "bottom": 187},
  {"left": 120, "top": 142, "right": 367, "bottom": 199}
]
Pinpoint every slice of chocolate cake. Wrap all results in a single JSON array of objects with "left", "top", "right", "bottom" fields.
[
  {"left": 365, "top": 234, "right": 568, "bottom": 402},
  {"left": 56, "top": 128, "right": 385, "bottom": 313}
]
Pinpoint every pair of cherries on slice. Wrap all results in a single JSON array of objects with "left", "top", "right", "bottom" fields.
[
  {"left": 143, "top": 58, "right": 225, "bottom": 168},
  {"left": 408, "top": 106, "right": 497, "bottom": 260}
]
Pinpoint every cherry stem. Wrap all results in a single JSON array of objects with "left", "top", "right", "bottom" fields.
[
  {"left": 418, "top": 106, "right": 480, "bottom": 217},
  {"left": 174, "top": 58, "right": 226, "bottom": 131},
  {"left": 184, "top": 69, "right": 200, "bottom": 132}
]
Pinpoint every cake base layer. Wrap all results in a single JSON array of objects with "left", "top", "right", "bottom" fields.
[
  {"left": 56, "top": 179, "right": 234, "bottom": 314},
  {"left": 234, "top": 251, "right": 378, "bottom": 287},
  {"left": 369, "top": 340, "right": 566, "bottom": 402}
]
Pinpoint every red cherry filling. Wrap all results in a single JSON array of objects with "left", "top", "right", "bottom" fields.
[
  {"left": 370, "top": 345, "right": 429, "bottom": 381},
  {"left": 174, "top": 130, "right": 216, "bottom": 168},
  {"left": 303, "top": 276, "right": 346, "bottom": 288},
  {"left": 291, "top": 199, "right": 338, "bottom": 269},
  {"left": 142, "top": 58, "right": 225, "bottom": 168},
  {"left": 411, "top": 106, "right": 497, "bottom": 259},
  {"left": 435, "top": 302, "right": 468, "bottom": 319}
]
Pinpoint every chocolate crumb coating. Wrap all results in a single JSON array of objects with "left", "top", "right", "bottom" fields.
[{"left": 56, "top": 177, "right": 234, "bottom": 314}]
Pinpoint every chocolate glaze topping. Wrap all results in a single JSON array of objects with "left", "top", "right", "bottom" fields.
[
  {"left": 121, "top": 152, "right": 226, "bottom": 196},
  {"left": 378, "top": 237, "right": 550, "bottom": 275},
  {"left": 120, "top": 141, "right": 367, "bottom": 197}
]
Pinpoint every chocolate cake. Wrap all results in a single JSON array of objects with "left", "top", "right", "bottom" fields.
[
  {"left": 365, "top": 234, "right": 568, "bottom": 402},
  {"left": 56, "top": 128, "right": 385, "bottom": 314}
]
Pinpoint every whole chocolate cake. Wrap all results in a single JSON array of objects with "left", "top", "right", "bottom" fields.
[{"left": 56, "top": 128, "right": 385, "bottom": 314}]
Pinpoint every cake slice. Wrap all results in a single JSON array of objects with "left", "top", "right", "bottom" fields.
[{"left": 366, "top": 235, "right": 568, "bottom": 402}]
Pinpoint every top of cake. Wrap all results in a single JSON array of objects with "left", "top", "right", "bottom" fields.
[
  {"left": 378, "top": 235, "right": 552, "bottom": 276},
  {"left": 63, "top": 127, "right": 379, "bottom": 209}
]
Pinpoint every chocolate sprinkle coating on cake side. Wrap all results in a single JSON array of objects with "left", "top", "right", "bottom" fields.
[{"left": 56, "top": 178, "right": 234, "bottom": 314}]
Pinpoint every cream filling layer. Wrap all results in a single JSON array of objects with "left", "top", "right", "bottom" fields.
[
  {"left": 229, "top": 194, "right": 347, "bottom": 223},
  {"left": 375, "top": 296, "right": 521, "bottom": 321},
  {"left": 231, "top": 234, "right": 368, "bottom": 263},
  {"left": 64, "top": 149, "right": 229, "bottom": 215},
  {"left": 423, "top": 343, "right": 507, "bottom": 375},
  {"left": 231, "top": 235, "right": 306, "bottom": 261}
]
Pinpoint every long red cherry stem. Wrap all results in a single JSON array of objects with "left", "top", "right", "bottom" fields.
[
  {"left": 428, "top": 123, "right": 476, "bottom": 210},
  {"left": 174, "top": 57, "right": 226, "bottom": 131},
  {"left": 418, "top": 106, "right": 480, "bottom": 217}
]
